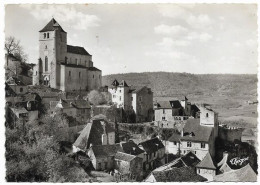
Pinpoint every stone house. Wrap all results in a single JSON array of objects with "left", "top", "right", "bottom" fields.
[
  {"left": 138, "top": 137, "right": 165, "bottom": 171},
  {"left": 50, "top": 98, "right": 91, "bottom": 123},
  {"left": 87, "top": 144, "right": 122, "bottom": 171},
  {"left": 164, "top": 132, "right": 181, "bottom": 155},
  {"left": 6, "top": 76, "right": 28, "bottom": 95},
  {"left": 196, "top": 153, "right": 216, "bottom": 181},
  {"left": 33, "top": 18, "right": 101, "bottom": 92},
  {"left": 108, "top": 79, "right": 153, "bottom": 122},
  {"left": 73, "top": 119, "right": 115, "bottom": 151},
  {"left": 5, "top": 54, "right": 23, "bottom": 78},
  {"left": 114, "top": 152, "right": 143, "bottom": 180}
]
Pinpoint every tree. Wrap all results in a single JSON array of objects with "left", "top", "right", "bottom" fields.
[
  {"left": 86, "top": 90, "right": 106, "bottom": 105},
  {"left": 5, "top": 36, "right": 28, "bottom": 62}
]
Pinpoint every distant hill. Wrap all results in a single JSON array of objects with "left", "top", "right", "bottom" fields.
[{"left": 102, "top": 72, "right": 257, "bottom": 98}]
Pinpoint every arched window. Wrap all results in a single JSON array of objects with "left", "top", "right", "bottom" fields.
[
  {"left": 44, "top": 33, "right": 46, "bottom": 38},
  {"left": 206, "top": 113, "right": 209, "bottom": 117},
  {"left": 45, "top": 56, "right": 48, "bottom": 71},
  {"left": 47, "top": 33, "right": 49, "bottom": 38}
]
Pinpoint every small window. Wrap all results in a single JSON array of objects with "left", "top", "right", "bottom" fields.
[
  {"left": 79, "top": 72, "right": 81, "bottom": 78},
  {"left": 47, "top": 33, "right": 49, "bottom": 38},
  {"left": 201, "top": 143, "right": 206, "bottom": 148},
  {"left": 20, "top": 88, "right": 23, "bottom": 92},
  {"left": 206, "top": 113, "right": 209, "bottom": 117},
  {"left": 93, "top": 75, "right": 94, "bottom": 78},
  {"left": 45, "top": 45, "right": 47, "bottom": 49},
  {"left": 36, "top": 71, "right": 37, "bottom": 75},
  {"left": 119, "top": 90, "right": 121, "bottom": 93},
  {"left": 44, "top": 33, "right": 46, "bottom": 38},
  {"left": 162, "top": 116, "right": 165, "bottom": 121},
  {"left": 173, "top": 141, "right": 177, "bottom": 145},
  {"left": 119, "top": 96, "right": 121, "bottom": 101},
  {"left": 139, "top": 96, "right": 142, "bottom": 102},
  {"left": 69, "top": 71, "right": 71, "bottom": 76},
  {"left": 45, "top": 56, "right": 48, "bottom": 71},
  {"left": 163, "top": 109, "right": 165, "bottom": 114},
  {"left": 187, "top": 142, "right": 192, "bottom": 147}
]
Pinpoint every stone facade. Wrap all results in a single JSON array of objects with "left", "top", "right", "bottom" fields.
[
  {"left": 33, "top": 18, "right": 101, "bottom": 92},
  {"left": 108, "top": 79, "right": 153, "bottom": 122}
]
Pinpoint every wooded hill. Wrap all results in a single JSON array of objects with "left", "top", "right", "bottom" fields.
[{"left": 102, "top": 72, "right": 257, "bottom": 98}]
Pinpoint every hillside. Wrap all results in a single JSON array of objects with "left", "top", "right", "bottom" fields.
[
  {"left": 103, "top": 72, "right": 258, "bottom": 123},
  {"left": 103, "top": 72, "right": 257, "bottom": 98}
]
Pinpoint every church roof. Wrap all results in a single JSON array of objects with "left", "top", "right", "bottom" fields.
[
  {"left": 86, "top": 67, "right": 101, "bottom": 71},
  {"left": 67, "top": 45, "right": 91, "bottom": 56},
  {"left": 39, "top": 18, "right": 66, "bottom": 33},
  {"left": 196, "top": 153, "right": 216, "bottom": 169}
]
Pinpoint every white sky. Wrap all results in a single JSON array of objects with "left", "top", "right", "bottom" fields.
[{"left": 5, "top": 4, "right": 258, "bottom": 75}]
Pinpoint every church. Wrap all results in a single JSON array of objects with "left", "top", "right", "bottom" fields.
[{"left": 33, "top": 18, "right": 102, "bottom": 92}]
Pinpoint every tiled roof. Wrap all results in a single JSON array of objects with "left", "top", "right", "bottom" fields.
[
  {"left": 67, "top": 45, "right": 91, "bottom": 56},
  {"left": 181, "top": 152, "right": 201, "bottom": 167},
  {"left": 181, "top": 118, "right": 213, "bottom": 142},
  {"left": 119, "top": 80, "right": 129, "bottom": 87},
  {"left": 111, "top": 79, "right": 119, "bottom": 86},
  {"left": 138, "top": 137, "right": 164, "bottom": 154},
  {"left": 168, "top": 132, "right": 181, "bottom": 142},
  {"left": 86, "top": 67, "right": 101, "bottom": 71},
  {"left": 152, "top": 167, "right": 207, "bottom": 182},
  {"left": 213, "top": 164, "right": 257, "bottom": 182},
  {"left": 121, "top": 141, "right": 144, "bottom": 156},
  {"left": 155, "top": 100, "right": 182, "bottom": 109},
  {"left": 115, "top": 152, "right": 137, "bottom": 162},
  {"left": 91, "top": 144, "right": 122, "bottom": 158},
  {"left": 73, "top": 119, "right": 115, "bottom": 150},
  {"left": 6, "top": 76, "right": 25, "bottom": 86},
  {"left": 196, "top": 153, "right": 216, "bottom": 169},
  {"left": 39, "top": 18, "right": 66, "bottom": 32}
]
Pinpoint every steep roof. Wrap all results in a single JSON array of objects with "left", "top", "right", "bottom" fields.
[
  {"left": 152, "top": 167, "right": 207, "bottom": 182},
  {"left": 168, "top": 132, "right": 181, "bottom": 142},
  {"left": 39, "top": 18, "right": 66, "bottom": 32},
  {"left": 73, "top": 119, "right": 115, "bottom": 150},
  {"left": 213, "top": 164, "right": 257, "bottom": 182},
  {"left": 138, "top": 137, "right": 164, "bottom": 154},
  {"left": 181, "top": 118, "right": 213, "bottom": 142},
  {"left": 115, "top": 152, "right": 137, "bottom": 162},
  {"left": 181, "top": 152, "right": 201, "bottom": 167},
  {"left": 67, "top": 45, "right": 91, "bottom": 56},
  {"left": 111, "top": 79, "right": 119, "bottom": 87},
  {"left": 91, "top": 144, "right": 122, "bottom": 158},
  {"left": 119, "top": 80, "right": 129, "bottom": 87},
  {"left": 121, "top": 141, "right": 144, "bottom": 156},
  {"left": 196, "top": 153, "right": 216, "bottom": 169}
]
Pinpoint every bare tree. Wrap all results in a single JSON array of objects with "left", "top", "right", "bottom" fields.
[{"left": 5, "top": 36, "right": 28, "bottom": 62}]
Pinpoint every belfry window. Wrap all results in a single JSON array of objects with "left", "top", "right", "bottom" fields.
[{"left": 45, "top": 56, "right": 48, "bottom": 71}]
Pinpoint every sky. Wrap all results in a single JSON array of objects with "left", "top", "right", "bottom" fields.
[{"left": 5, "top": 4, "right": 258, "bottom": 75}]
